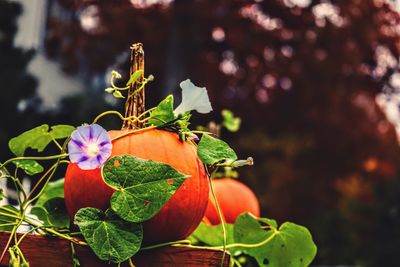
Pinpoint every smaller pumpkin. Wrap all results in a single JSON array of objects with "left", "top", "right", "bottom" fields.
[{"left": 204, "top": 178, "right": 260, "bottom": 225}]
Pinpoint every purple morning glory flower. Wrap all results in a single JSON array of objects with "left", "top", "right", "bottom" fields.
[{"left": 68, "top": 124, "right": 112, "bottom": 170}]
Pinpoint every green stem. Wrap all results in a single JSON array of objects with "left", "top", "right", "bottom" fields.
[
  {"left": 16, "top": 226, "right": 41, "bottom": 246},
  {"left": 0, "top": 219, "right": 22, "bottom": 264},
  {"left": 137, "top": 107, "right": 155, "bottom": 119},
  {"left": 51, "top": 136, "right": 64, "bottom": 151},
  {"left": 0, "top": 222, "right": 17, "bottom": 227},
  {"left": 111, "top": 126, "right": 157, "bottom": 142},
  {"left": 11, "top": 168, "right": 25, "bottom": 206},
  {"left": 0, "top": 154, "right": 68, "bottom": 169},
  {"left": 24, "top": 160, "right": 63, "bottom": 207},
  {"left": 190, "top": 130, "right": 213, "bottom": 135},
  {"left": 208, "top": 173, "right": 227, "bottom": 267},
  {"left": 0, "top": 212, "right": 20, "bottom": 220},
  {"left": 140, "top": 239, "right": 192, "bottom": 251},
  {"left": 11, "top": 176, "right": 26, "bottom": 203},
  {"left": 0, "top": 205, "right": 19, "bottom": 215},
  {"left": 23, "top": 217, "right": 87, "bottom": 245},
  {"left": 213, "top": 231, "right": 278, "bottom": 250}
]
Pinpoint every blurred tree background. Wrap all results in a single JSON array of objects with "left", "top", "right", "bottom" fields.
[{"left": 3, "top": 0, "right": 400, "bottom": 265}]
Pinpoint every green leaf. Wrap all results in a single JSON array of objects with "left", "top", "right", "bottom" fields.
[
  {"left": 0, "top": 205, "right": 19, "bottom": 231},
  {"left": 31, "top": 197, "right": 69, "bottom": 228},
  {"left": 13, "top": 159, "right": 44, "bottom": 175},
  {"left": 126, "top": 70, "right": 143, "bottom": 86},
  {"left": 49, "top": 125, "right": 75, "bottom": 139},
  {"left": 113, "top": 91, "right": 125, "bottom": 99},
  {"left": 8, "top": 124, "right": 75, "bottom": 156},
  {"left": 234, "top": 213, "right": 317, "bottom": 267},
  {"left": 0, "top": 188, "right": 4, "bottom": 201},
  {"left": 8, "top": 125, "right": 52, "bottom": 156},
  {"left": 74, "top": 208, "right": 143, "bottom": 263},
  {"left": 148, "top": 95, "right": 175, "bottom": 126},
  {"left": 222, "top": 109, "right": 241, "bottom": 132},
  {"left": 198, "top": 134, "right": 238, "bottom": 165},
  {"left": 190, "top": 222, "right": 235, "bottom": 247},
  {"left": 102, "top": 155, "right": 189, "bottom": 223},
  {"left": 35, "top": 178, "right": 64, "bottom": 207}
]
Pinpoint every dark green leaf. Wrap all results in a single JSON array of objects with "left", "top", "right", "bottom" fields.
[
  {"left": 0, "top": 205, "right": 19, "bottom": 231},
  {"left": 13, "top": 159, "right": 43, "bottom": 175},
  {"left": 35, "top": 178, "right": 64, "bottom": 207},
  {"left": 0, "top": 188, "right": 4, "bottom": 201},
  {"left": 221, "top": 109, "right": 241, "bottom": 132},
  {"left": 8, "top": 125, "right": 52, "bottom": 156},
  {"left": 74, "top": 208, "right": 143, "bottom": 263},
  {"left": 190, "top": 222, "right": 235, "bottom": 247},
  {"left": 234, "top": 213, "right": 317, "bottom": 267},
  {"left": 102, "top": 155, "right": 188, "bottom": 223},
  {"left": 148, "top": 95, "right": 175, "bottom": 126},
  {"left": 126, "top": 70, "right": 143, "bottom": 86},
  {"left": 198, "top": 134, "right": 237, "bottom": 165},
  {"left": 31, "top": 197, "right": 69, "bottom": 228},
  {"left": 49, "top": 125, "right": 75, "bottom": 139}
]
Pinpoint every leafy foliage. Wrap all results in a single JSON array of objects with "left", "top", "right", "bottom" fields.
[
  {"left": 0, "top": 205, "right": 18, "bottom": 231},
  {"left": 221, "top": 110, "right": 241, "bottom": 132},
  {"left": 198, "top": 134, "right": 237, "bottom": 165},
  {"left": 190, "top": 222, "right": 235, "bottom": 247},
  {"left": 190, "top": 213, "right": 317, "bottom": 267},
  {"left": 126, "top": 70, "right": 143, "bottom": 86},
  {"left": 102, "top": 155, "right": 188, "bottom": 223},
  {"left": 8, "top": 124, "right": 75, "bottom": 156},
  {"left": 34, "top": 179, "right": 64, "bottom": 207},
  {"left": 74, "top": 208, "right": 143, "bottom": 263},
  {"left": 12, "top": 159, "right": 43, "bottom": 175},
  {"left": 235, "top": 213, "right": 317, "bottom": 267},
  {"left": 148, "top": 95, "right": 175, "bottom": 126},
  {"left": 31, "top": 197, "right": 69, "bottom": 229}
]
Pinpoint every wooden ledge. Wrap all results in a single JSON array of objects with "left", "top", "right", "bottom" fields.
[{"left": 0, "top": 232, "right": 230, "bottom": 267}]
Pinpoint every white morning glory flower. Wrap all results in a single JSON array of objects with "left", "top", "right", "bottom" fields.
[
  {"left": 68, "top": 124, "right": 112, "bottom": 170},
  {"left": 174, "top": 79, "right": 213, "bottom": 116}
]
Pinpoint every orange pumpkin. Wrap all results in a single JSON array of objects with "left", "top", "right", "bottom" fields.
[
  {"left": 64, "top": 128, "right": 209, "bottom": 244},
  {"left": 204, "top": 178, "right": 260, "bottom": 225}
]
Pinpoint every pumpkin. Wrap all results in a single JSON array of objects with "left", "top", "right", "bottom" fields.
[
  {"left": 204, "top": 178, "right": 260, "bottom": 225},
  {"left": 64, "top": 128, "right": 209, "bottom": 244}
]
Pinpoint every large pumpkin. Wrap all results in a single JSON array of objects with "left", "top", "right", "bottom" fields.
[
  {"left": 64, "top": 128, "right": 209, "bottom": 244},
  {"left": 204, "top": 178, "right": 260, "bottom": 225}
]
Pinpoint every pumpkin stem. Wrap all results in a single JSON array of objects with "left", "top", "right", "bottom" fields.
[{"left": 123, "top": 43, "right": 145, "bottom": 129}]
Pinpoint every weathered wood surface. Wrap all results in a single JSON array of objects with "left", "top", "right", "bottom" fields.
[{"left": 0, "top": 232, "right": 230, "bottom": 267}]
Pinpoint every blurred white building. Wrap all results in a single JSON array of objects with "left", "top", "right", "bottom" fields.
[{"left": 12, "top": 0, "right": 83, "bottom": 110}]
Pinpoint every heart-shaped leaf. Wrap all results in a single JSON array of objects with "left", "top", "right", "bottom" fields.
[
  {"left": 198, "top": 134, "right": 237, "bottom": 165},
  {"left": 74, "top": 208, "right": 143, "bottom": 263},
  {"left": 102, "top": 155, "right": 189, "bottom": 223},
  {"left": 31, "top": 197, "right": 69, "bottom": 228},
  {"left": 234, "top": 213, "right": 317, "bottom": 267}
]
